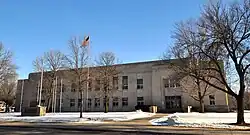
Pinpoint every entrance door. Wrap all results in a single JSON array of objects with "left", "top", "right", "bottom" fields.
[{"left": 165, "top": 96, "right": 182, "bottom": 112}]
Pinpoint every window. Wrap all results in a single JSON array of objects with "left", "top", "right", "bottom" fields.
[
  {"left": 163, "top": 79, "right": 170, "bottom": 88},
  {"left": 70, "top": 99, "right": 75, "bottom": 107},
  {"left": 209, "top": 95, "right": 215, "bottom": 105},
  {"left": 137, "top": 79, "right": 143, "bottom": 89},
  {"left": 113, "top": 77, "right": 118, "bottom": 89},
  {"left": 137, "top": 97, "right": 144, "bottom": 105},
  {"left": 122, "top": 76, "right": 128, "bottom": 89},
  {"left": 95, "top": 79, "right": 100, "bottom": 91},
  {"left": 78, "top": 99, "right": 83, "bottom": 108},
  {"left": 94, "top": 98, "right": 100, "bottom": 107},
  {"left": 168, "top": 80, "right": 180, "bottom": 88},
  {"left": 88, "top": 80, "right": 92, "bottom": 91},
  {"left": 175, "top": 81, "right": 180, "bottom": 87},
  {"left": 122, "top": 97, "right": 128, "bottom": 106},
  {"left": 103, "top": 98, "right": 109, "bottom": 107},
  {"left": 170, "top": 80, "right": 175, "bottom": 87},
  {"left": 71, "top": 83, "right": 76, "bottom": 92},
  {"left": 87, "top": 99, "right": 92, "bottom": 108},
  {"left": 112, "top": 97, "right": 119, "bottom": 107}
]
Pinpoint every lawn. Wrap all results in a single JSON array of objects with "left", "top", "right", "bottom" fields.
[
  {"left": 0, "top": 110, "right": 154, "bottom": 123},
  {"left": 150, "top": 111, "right": 250, "bottom": 129}
]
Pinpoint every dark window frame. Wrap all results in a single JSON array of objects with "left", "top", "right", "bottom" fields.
[
  {"left": 137, "top": 97, "right": 144, "bottom": 105},
  {"left": 70, "top": 99, "right": 75, "bottom": 107},
  {"left": 122, "top": 76, "right": 128, "bottom": 90},
  {"left": 137, "top": 78, "right": 143, "bottom": 89},
  {"left": 122, "top": 97, "right": 128, "bottom": 106}
]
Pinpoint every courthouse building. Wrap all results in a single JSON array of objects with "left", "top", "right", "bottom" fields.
[{"left": 15, "top": 59, "right": 230, "bottom": 112}]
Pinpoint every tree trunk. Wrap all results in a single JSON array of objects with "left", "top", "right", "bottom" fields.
[
  {"left": 80, "top": 90, "right": 83, "bottom": 118},
  {"left": 47, "top": 98, "right": 52, "bottom": 112},
  {"left": 199, "top": 99, "right": 205, "bottom": 113},
  {"left": 5, "top": 104, "right": 8, "bottom": 113},
  {"left": 236, "top": 96, "right": 245, "bottom": 124},
  {"left": 104, "top": 95, "right": 108, "bottom": 113}
]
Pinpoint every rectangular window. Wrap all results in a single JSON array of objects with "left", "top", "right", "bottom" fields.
[
  {"left": 168, "top": 80, "right": 180, "bottom": 88},
  {"left": 95, "top": 79, "right": 100, "bottom": 91},
  {"left": 170, "top": 80, "right": 175, "bottom": 87},
  {"left": 113, "top": 77, "right": 118, "bottom": 89},
  {"left": 209, "top": 95, "right": 215, "bottom": 105},
  {"left": 70, "top": 99, "right": 75, "bottom": 107},
  {"left": 94, "top": 98, "right": 100, "bottom": 107},
  {"left": 87, "top": 99, "right": 92, "bottom": 108},
  {"left": 163, "top": 79, "right": 169, "bottom": 88},
  {"left": 103, "top": 98, "right": 109, "bottom": 107},
  {"left": 137, "top": 79, "right": 143, "bottom": 89},
  {"left": 175, "top": 81, "right": 180, "bottom": 87},
  {"left": 122, "top": 97, "right": 128, "bottom": 106},
  {"left": 122, "top": 76, "right": 128, "bottom": 89},
  {"left": 71, "top": 83, "right": 76, "bottom": 92},
  {"left": 137, "top": 97, "right": 144, "bottom": 105},
  {"left": 112, "top": 97, "right": 119, "bottom": 107}
]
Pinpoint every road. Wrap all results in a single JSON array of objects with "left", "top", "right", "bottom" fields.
[{"left": 0, "top": 126, "right": 195, "bottom": 135}]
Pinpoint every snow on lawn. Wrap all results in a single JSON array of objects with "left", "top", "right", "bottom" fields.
[
  {"left": 150, "top": 112, "right": 250, "bottom": 129},
  {"left": 0, "top": 110, "right": 154, "bottom": 123}
]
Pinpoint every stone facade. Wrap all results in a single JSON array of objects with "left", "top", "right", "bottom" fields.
[{"left": 15, "top": 60, "right": 229, "bottom": 112}]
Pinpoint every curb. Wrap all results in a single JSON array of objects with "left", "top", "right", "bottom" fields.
[{"left": 0, "top": 125, "right": 200, "bottom": 135}]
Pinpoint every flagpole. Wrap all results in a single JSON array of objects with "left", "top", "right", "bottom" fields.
[
  {"left": 80, "top": 35, "right": 90, "bottom": 117},
  {"left": 60, "top": 79, "right": 63, "bottom": 113},
  {"left": 36, "top": 82, "right": 39, "bottom": 103},
  {"left": 54, "top": 76, "right": 57, "bottom": 113},
  {"left": 86, "top": 39, "right": 90, "bottom": 111},
  {"left": 39, "top": 68, "right": 43, "bottom": 106},
  {"left": 52, "top": 79, "right": 54, "bottom": 112}
]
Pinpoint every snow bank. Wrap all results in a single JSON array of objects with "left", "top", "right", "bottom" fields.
[
  {"left": 0, "top": 111, "right": 154, "bottom": 123},
  {"left": 150, "top": 112, "right": 250, "bottom": 129}
]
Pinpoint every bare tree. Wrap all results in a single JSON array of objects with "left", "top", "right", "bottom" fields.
[
  {"left": 171, "top": 1, "right": 250, "bottom": 124},
  {"left": 95, "top": 52, "right": 119, "bottom": 113},
  {"left": 164, "top": 45, "right": 215, "bottom": 113},
  {"left": 181, "top": 75, "right": 214, "bottom": 113},
  {"left": 0, "top": 79, "right": 17, "bottom": 112},
  {"left": 65, "top": 37, "right": 89, "bottom": 118},
  {"left": 0, "top": 43, "right": 17, "bottom": 85},
  {"left": 33, "top": 50, "right": 66, "bottom": 112},
  {"left": 0, "top": 42, "right": 17, "bottom": 111}
]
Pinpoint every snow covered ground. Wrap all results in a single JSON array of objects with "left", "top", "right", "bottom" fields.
[
  {"left": 0, "top": 111, "right": 154, "bottom": 123},
  {"left": 150, "top": 112, "right": 250, "bottom": 129}
]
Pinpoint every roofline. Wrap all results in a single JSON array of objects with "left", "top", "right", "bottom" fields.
[{"left": 28, "top": 58, "right": 180, "bottom": 75}]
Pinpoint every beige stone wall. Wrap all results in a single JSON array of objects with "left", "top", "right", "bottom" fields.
[{"left": 15, "top": 60, "right": 230, "bottom": 112}]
